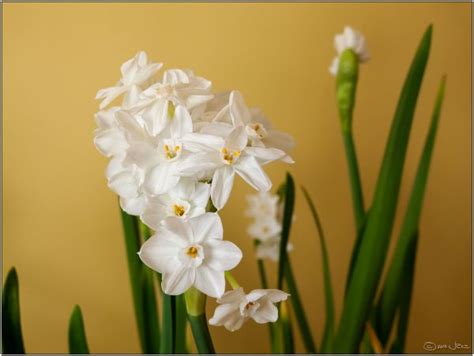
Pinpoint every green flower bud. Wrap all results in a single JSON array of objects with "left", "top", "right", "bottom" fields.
[{"left": 336, "top": 49, "right": 359, "bottom": 132}]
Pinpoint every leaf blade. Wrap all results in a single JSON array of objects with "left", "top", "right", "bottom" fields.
[
  {"left": 68, "top": 305, "right": 90, "bottom": 354},
  {"left": 334, "top": 25, "right": 433, "bottom": 353}
]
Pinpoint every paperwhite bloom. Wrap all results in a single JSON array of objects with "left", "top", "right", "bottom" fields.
[
  {"left": 247, "top": 217, "right": 282, "bottom": 241},
  {"left": 209, "top": 287, "right": 289, "bottom": 331},
  {"left": 245, "top": 191, "right": 280, "bottom": 220},
  {"left": 138, "top": 213, "right": 242, "bottom": 297},
  {"left": 181, "top": 125, "right": 285, "bottom": 209},
  {"left": 108, "top": 164, "right": 147, "bottom": 216},
  {"left": 329, "top": 26, "right": 370, "bottom": 76},
  {"left": 135, "top": 69, "right": 213, "bottom": 136},
  {"left": 96, "top": 51, "right": 162, "bottom": 109},
  {"left": 256, "top": 235, "right": 293, "bottom": 262},
  {"left": 93, "top": 107, "right": 129, "bottom": 157},
  {"left": 140, "top": 179, "right": 210, "bottom": 230}
]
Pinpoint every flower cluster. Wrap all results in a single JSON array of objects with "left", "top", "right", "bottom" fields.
[
  {"left": 94, "top": 52, "right": 293, "bottom": 328},
  {"left": 329, "top": 26, "right": 370, "bottom": 76},
  {"left": 246, "top": 191, "right": 293, "bottom": 261}
]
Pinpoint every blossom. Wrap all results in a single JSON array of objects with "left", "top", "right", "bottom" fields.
[
  {"left": 93, "top": 107, "right": 129, "bottom": 157},
  {"left": 256, "top": 235, "right": 293, "bottom": 262},
  {"left": 140, "top": 179, "right": 210, "bottom": 230},
  {"left": 329, "top": 26, "right": 370, "bottom": 76},
  {"left": 180, "top": 125, "right": 285, "bottom": 209},
  {"left": 96, "top": 51, "right": 162, "bottom": 109},
  {"left": 138, "top": 213, "right": 242, "bottom": 297},
  {"left": 209, "top": 287, "right": 289, "bottom": 331},
  {"left": 247, "top": 217, "right": 282, "bottom": 241},
  {"left": 108, "top": 164, "right": 147, "bottom": 216},
  {"left": 245, "top": 191, "right": 280, "bottom": 220}
]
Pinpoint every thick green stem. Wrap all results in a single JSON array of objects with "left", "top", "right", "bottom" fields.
[
  {"left": 342, "top": 128, "right": 365, "bottom": 231},
  {"left": 184, "top": 288, "right": 215, "bottom": 354}
]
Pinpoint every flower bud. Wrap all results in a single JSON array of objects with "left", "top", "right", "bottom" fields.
[{"left": 336, "top": 49, "right": 359, "bottom": 132}]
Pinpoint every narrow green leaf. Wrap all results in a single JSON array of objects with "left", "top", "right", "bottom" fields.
[
  {"left": 120, "top": 208, "right": 160, "bottom": 353},
  {"left": 389, "top": 232, "right": 419, "bottom": 353},
  {"left": 187, "top": 314, "right": 215, "bottom": 354},
  {"left": 375, "top": 76, "right": 446, "bottom": 346},
  {"left": 277, "top": 172, "right": 295, "bottom": 290},
  {"left": 284, "top": 259, "right": 317, "bottom": 353},
  {"left": 335, "top": 25, "right": 432, "bottom": 353},
  {"left": 280, "top": 301, "right": 295, "bottom": 353},
  {"left": 175, "top": 294, "right": 188, "bottom": 353},
  {"left": 68, "top": 305, "right": 90, "bottom": 354},
  {"left": 160, "top": 294, "right": 176, "bottom": 353},
  {"left": 2, "top": 267, "right": 26, "bottom": 354},
  {"left": 301, "top": 187, "right": 334, "bottom": 352}
]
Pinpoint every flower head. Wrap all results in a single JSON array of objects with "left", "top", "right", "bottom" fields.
[
  {"left": 209, "top": 287, "right": 289, "bottom": 331},
  {"left": 329, "top": 26, "right": 370, "bottom": 76},
  {"left": 138, "top": 213, "right": 242, "bottom": 298}
]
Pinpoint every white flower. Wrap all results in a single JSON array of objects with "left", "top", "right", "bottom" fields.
[
  {"left": 93, "top": 107, "right": 129, "bottom": 157},
  {"left": 96, "top": 51, "right": 162, "bottom": 109},
  {"left": 135, "top": 69, "right": 213, "bottom": 136},
  {"left": 245, "top": 191, "right": 280, "bottom": 220},
  {"left": 247, "top": 217, "right": 282, "bottom": 241},
  {"left": 180, "top": 125, "right": 285, "bottom": 210},
  {"left": 108, "top": 164, "right": 147, "bottom": 216},
  {"left": 140, "top": 179, "right": 210, "bottom": 230},
  {"left": 229, "top": 91, "right": 295, "bottom": 163},
  {"left": 209, "top": 287, "right": 289, "bottom": 331},
  {"left": 256, "top": 235, "right": 293, "bottom": 262},
  {"left": 138, "top": 213, "right": 242, "bottom": 297},
  {"left": 329, "top": 26, "right": 370, "bottom": 76}
]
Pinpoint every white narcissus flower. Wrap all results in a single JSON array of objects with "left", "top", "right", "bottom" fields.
[
  {"left": 329, "top": 26, "right": 370, "bottom": 76},
  {"left": 247, "top": 217, "right": 282, "bottom": 241},
  {"left": 138, "top": 213, "right": 242, "bottom": 298},
  {"left": 96, "top": 51, "right": 162, "bottom": 109},
  {"left": 209, "top": 287, "right": 289, "bottom": 331},
  {"left": 181, "top": 125, "right": 285, "bottom": 210},
  {"left": 256, "top": 235, "right": 293, "bottom": 262},
  {"left": 245, "top": 191, "right": 280, "bottom": 220},
  {"left": 93, "top": 107, "right": 129, "bottom": 157},
  {"left": 229, "top": 91, "right": 295, "bottom": 163},
  {"left": 135, "top": 69, "right": 213, "bottom": 136},
  {"left": 108, "top": 164, "right": 147, "bottom": 216},
  {"left": 140, "top": 179, "right": 210, "bottom": 230}
]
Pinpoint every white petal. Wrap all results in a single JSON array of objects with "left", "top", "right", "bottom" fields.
[
  {"left": 138, "top": 233, "right": 182, "bottom": 274},
  {"left": 188, "top": 213, "right": 223, "bottom": 243},
  {"left": 145, "top": 162, "right": 180, "bottom": 195},
  {"left": 194, "top": 265, "right": 225, "bottom": 298},
  {"left": 234, "top": 155, "right": 271, "bottom": 192},
  {"left": 245, "top": 147, "right": 285, "bottom": 165},
  {"left": 230, "top": 91, "right": 251, "bottom": 125},
  {"left": 182, "top": 133, "right": 224, "bottom": 153},
  {"left": 162, "top": 266, "right": 195, "bottom": 295},
  {"left": 170, "top": 105, "right": 193, "bottom": 138},
  {"left": 178, "top": 153, "right": 221, "bottom": 176},
  {"left": 94, "top": 128, "right": 128, "bottom": 157},
  {"left": 252, "top": 301, "right": 278, "bottom": 324},
  {"left": 140, "top": 200, "right": 169, "bottom": 230},
  {"left": 161, "top": 217, "right": 193, "bottom": 247},
  {"left": 203, "top": 240, "right": 242, "bottom": 271},
  {"left": 216, "top": 287, "right": 246, "bottom": 304},
  {"left": 225, "top": 125, "right": 248, "bottom": 151},
  {"left": 209, "top": 304, "right": 245, "bottom": 331},
  {"left": 120, "top": 195, "right": 146, "bottom": 216},
  {"left": 190, "top": 182, "right": 211, "bottom": 207},
  {"left": 211, "top": 166, "right": 235, "bottom": 210},
  {"left": 200, "top": 122, "right": 233, "bottom": 138},
  {"left": 108, "top": 171, "right": 139, "bottom": 198}
]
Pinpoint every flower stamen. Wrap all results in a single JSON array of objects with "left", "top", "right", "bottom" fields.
[
  {"left": 173, "top": 204, "right": 186, "bottom": 217},
  {"left": 187, "top": 246, "right": 199, "bottom": 258},
  {"left": 221, "top": 147, "right": 241, "bottom": 165}
]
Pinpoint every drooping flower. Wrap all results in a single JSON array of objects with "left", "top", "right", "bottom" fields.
[
  {"left": 209, "top": 287, "right": 289, "bottom": 331},
  {"left": 180, "top": 125, "right": 285, "bottom": 209},
  {"left": 329, "top": 26, "right": 370, "bottom": 76},
  {"left": 138, "top": 213, "right": 242, "bottom": 298},
  {"left": 96, "top": 51, "right": 162, "bottom": 109},
  {"left": 140, "top": 179, "right": 210, "bottom": 230}
]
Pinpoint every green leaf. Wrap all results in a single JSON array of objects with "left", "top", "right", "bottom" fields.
[
  {"left": 284, "top": 259, "right": 317, "bottom": 353},
  {"left": 277, "top": 172, "right": 295, "bottom": 290},
  {"left": 160, "top": 294, "right": 176, "bottom": 353},
  {"left": 175, "top": 294, "right": 188, "bottom": 353},
  {"left": 280, "top": 301, "right": 295, "bottom": 353},
  {"left": 375, "top": 76, "right": 446, "bottom": 346},
  {"left": 120, "top": 208, "right": 160, "bottom": 353},
  {"left": 389, "top": 232, "right": 419, "bottom": 353},
  {"left": 187, "top": 314, "right": 215, "bottom": 354},
  {"left": 68, "top": 305, "right": 90, "bottom": 354},
  {"left": 301, "top": 187, "right": 334, "bottom": 352},
  {"left": 2, "top": 267, "right": 26, "bottom": 354},
  {"left": 334, "top": 25, "right": 433, "bottom": 353}
]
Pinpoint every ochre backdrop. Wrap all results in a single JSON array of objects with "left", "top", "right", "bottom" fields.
[{"left": 3, "top": 3, "right": 471, "bottom": 353}]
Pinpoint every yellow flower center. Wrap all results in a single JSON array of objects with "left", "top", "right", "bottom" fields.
[
  {"left": 186, "top": 246, "right": 199, "bottom": 259},
  {"left": 164, "top": 144, "right": 181, "bottom": 160},
  {"left": 221, "top": 147, "right": 241, "bottom": 165},
  {"left": 173, "top": 204, "right": 186, "bottom": 217}
]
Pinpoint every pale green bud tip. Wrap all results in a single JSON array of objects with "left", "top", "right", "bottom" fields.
[{"left": 336, "top": 49, "right": 359, "bottom": 131}]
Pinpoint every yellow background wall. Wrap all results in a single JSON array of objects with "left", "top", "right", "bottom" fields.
[{"left": 3, "top": 3, "right": 471, "bottom": 353}]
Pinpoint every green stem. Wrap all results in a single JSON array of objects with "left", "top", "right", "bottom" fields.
[
  {"left": 342, "top": 128, "right": 365, "bottom": 231},
  {"left": 224, "top": 272, "right": 240, "bottom": 289},
  {"left": 184, "top": 288, "right": 215, "bottom": 354}
]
